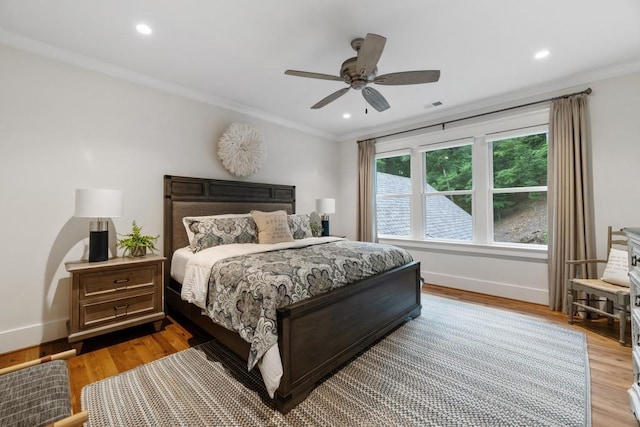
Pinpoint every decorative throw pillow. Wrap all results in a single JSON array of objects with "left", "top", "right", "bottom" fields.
[
  {"left": 251, "top": 210, "right": 294, "bottom": 244},
  {"left": 182, "top": 213, "right": 251, "bottom": 246},
  {"left": 601, "top": 248, "right": 630, "bottom": 287},
  {"left": 288, "top": 214, "right": 313, "bottom": 239},
  {"left": 185, "top": 216, "right": 257, "bottom": 252}
]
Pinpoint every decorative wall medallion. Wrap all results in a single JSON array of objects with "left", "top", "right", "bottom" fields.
[{"left": 217, "top": 123, "right": 266, "bottom": 177}]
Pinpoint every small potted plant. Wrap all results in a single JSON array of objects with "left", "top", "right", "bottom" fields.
[
  {"left": 117, "top": 220, "right": 159, "bottom": 258},
  {"left": 310, "top": 221, "right": 323, "bottom": 237}
]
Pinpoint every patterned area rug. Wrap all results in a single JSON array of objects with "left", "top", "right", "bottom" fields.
[{"left": 82, "top": 295, "right": 590, "bottom": 426}]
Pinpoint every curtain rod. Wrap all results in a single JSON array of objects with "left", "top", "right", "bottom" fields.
[{"left": 358, "top": 87, "right": 592, "bottom": 143}]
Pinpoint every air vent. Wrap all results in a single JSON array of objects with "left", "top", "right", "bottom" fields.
[{"left": 424, "top": 101, "right": 443, "bottom": 109}]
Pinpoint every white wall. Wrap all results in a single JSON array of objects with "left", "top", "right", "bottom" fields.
[
  {"left": 0, "top": 43, "right": 339, "bottom": 354},
  {"left": 338, "top": 70, "right": 640, "bottom": 306}
]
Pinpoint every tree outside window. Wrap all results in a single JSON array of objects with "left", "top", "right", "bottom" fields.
[{"left": 491, "top": 132, "right": 548, "bottom": 244}]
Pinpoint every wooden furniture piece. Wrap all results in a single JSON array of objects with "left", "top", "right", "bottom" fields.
[
  {"left": 624, "top": 227, "right": 640, "bottom": 422},
  {"left": 65, "top": 255, "right": 165, "bottom": 353},
  {"left": 0, "top": 349, "right": 88, "bottom": 427},
  {"left": 164, "top": 175, "right": 421, "bottom": 413},
  {"left": 567, "top": 226, "right": 630, "bottom": 345}
]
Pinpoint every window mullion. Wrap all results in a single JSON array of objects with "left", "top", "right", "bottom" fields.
[
  {"left": 473, "top": 136, "right": 489, "bottom": 244},
  {"left": 410, "top": 149, "right": 423, "bottom": 240}
]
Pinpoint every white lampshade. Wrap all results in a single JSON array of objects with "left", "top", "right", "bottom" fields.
[
  {"left": 315, "top": 198, "right": 335, "bottom": 215},
  {"left": 75, "top": 189, "right": 123, "bottom": 218}
]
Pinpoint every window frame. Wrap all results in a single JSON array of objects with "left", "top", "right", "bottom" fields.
[
  {"left": 419, "top": 139, "right": 474, "bottom": 242},
  {"left": 373, "top": 108, "right": 549, "bottom": 255},
  {"left": 375, "top": 149, "right": 412, "bottom": 239},
  {"left": 487, "top": 125, "right": 549, "bottom": 246}
]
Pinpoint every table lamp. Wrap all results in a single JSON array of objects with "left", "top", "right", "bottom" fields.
[
  {"left": 75, "top": 188, "right": 123, "bottom": 262},
  {"left": 315, "top": 198, "right": 335, "bottom": 236}
]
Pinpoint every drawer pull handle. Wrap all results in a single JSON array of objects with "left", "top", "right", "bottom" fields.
[
  {"left": 113, "top": 278, "right": 130, "bottom": 284},
  {"left": 636, "top": 295, "right": 640, "bottom": 307},
  {"left": 114, "top": 304, "right": 129, "bottom": 317},
  {"left": 633, "top": 255, "right": 639, "bottom": 267}
]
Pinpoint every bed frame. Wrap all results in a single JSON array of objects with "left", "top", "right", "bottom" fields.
[{"left": 163, "top": 175, "right": 421, "bottom": 413}]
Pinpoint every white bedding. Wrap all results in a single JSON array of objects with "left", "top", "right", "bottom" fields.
[{"left": 172, "top": 236, "right": 343, "bottom": 397}]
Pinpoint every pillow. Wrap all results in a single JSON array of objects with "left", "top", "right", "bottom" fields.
[
  {"left": 288, "top": 214, "right": 313, "bottom": 239},
  {"left": 185, "top": 216, "right": 257, "bottom": 252},
  {"left": 182, "top": 213, "right": 250, "bottom": 246},
  {"left": 601, "top": 248, "right": 630, "bottom": 287},
  {"left": 251, "top": 210, "right": 295, "bottom": 244}
]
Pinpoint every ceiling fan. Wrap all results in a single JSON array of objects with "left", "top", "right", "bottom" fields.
[{"left": 285, "top": 33, "right": 440, "bottom": 112}]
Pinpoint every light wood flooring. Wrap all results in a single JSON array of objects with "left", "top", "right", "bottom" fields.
[{"left": 0, "top": 284, "right": 636, "bottom": 426}]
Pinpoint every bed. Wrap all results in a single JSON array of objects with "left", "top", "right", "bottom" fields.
[{"left": 163, "top": 175, "right": 422, "bottom": 413}]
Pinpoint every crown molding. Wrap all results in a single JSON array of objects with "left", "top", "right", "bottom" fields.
[{"left": 0, "top": 29, "right": 337, "bottom": 141}]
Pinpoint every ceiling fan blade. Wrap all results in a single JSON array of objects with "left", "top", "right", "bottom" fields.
[
  {"left": 362, "top": 87, "right": 390, "bottom": 112},
  {"left": 356, "top": 33, "right": 386, "bottom": 76},
  {"left": 285, "top": 70, "right": 343, "bottom": 82},
  {"left": 374, "top": 70, "right": 441, "bottom": 85},
  {"left": 311, "top": 87, "right": 350, "bottom": 109}
]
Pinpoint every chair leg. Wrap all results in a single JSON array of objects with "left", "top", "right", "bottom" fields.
[
  {"left": 606, "top": 300, "right": 614, "bottom": 326},
  {"left": 567, "top": 287, "right": 574, "bottom": 324}
]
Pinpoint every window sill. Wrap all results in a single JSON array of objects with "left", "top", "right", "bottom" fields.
[{"left": 378, "top": 237, "right": 548, "bottom": 262}]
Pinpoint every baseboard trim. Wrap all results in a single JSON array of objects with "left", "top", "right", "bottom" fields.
[
  {"left": 422, "top": 271, "right": 548, "bottom": 305},
  {"left": 0, "top": 318, "right": 67, "bottom": 355}
]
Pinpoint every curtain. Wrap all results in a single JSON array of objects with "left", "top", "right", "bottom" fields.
[
  {"left": 547, "top": 94, "right": 595, "bottom": 311},
  {"left": 357, "top": 139, "right": 376, "bottom": 242}
]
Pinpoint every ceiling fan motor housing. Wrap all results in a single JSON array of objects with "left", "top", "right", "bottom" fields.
[{"left": 341, "top": 57, "right": 376, "bottom": 90}]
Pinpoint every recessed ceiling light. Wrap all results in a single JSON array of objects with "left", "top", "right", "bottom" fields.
[
  {"left": 342, "top": 113, "right": 351, "bottom": 119},
  {"left": 534, "top": 49, "right": 550, "bottom": 60},
  {"left": 136, "top": 23, "right": 152, "bottom": 35}
]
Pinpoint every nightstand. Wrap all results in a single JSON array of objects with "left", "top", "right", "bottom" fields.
[{"left": 65, "top": 255, "right": 166, "bottom": 352}]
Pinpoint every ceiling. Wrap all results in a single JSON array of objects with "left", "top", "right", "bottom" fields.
[{"left": 1, "top": 1, "right": 639, "bottom": 141}]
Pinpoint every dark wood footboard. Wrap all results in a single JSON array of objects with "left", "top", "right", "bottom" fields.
[{"left": 275, "top": 260, "right": 421, "bottom": 413}]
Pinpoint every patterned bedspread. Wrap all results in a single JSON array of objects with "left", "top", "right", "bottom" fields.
[{"left": 204, "top": 240, "right": 413, "bottom": 370}]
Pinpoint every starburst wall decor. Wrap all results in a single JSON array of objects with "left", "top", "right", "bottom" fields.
[{"left": 217, "top": 123, "right": 266, "bottom": 177}]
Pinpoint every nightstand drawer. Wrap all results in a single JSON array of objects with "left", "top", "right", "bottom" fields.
[
  {"left": 80, "top": 291, "right": 156, "bottom": 329},
  {"left": 80, "top": 265, "right": 158, "bottom": 299}
]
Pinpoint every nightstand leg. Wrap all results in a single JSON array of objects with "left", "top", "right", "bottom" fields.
[
  {"left": 153, "top": 320, "right": 163, "bottom": 332},
  {"left": 70, "top": 341, "right": 83, "bottom": 354}
]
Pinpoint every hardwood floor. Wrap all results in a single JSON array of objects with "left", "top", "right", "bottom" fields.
[{"left": 0, "top": 284, "right": 636, "bottom": 426}]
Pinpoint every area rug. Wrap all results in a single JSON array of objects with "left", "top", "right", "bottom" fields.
[{"left": 81, "top": 295, "right": 590, "bottom": 426}]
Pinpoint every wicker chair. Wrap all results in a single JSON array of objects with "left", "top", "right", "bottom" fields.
[
  {"left": 0, "top": 349, "right": 88, "bottom": 427},
  {"left": 566, "top": 226, "right": 631, "bottom": 345}
]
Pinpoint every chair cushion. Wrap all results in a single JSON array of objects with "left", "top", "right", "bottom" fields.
[
  {"left": 601, "top": 248, "right": 630, "bottom": 286},
  {"left": 0, "top": 360, "right": 71, "bottom": 427},
  {"left": 571, "top": 278, "right": 631, "bottom": 295}
]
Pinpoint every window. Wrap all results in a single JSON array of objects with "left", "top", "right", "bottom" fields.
[
  {"left": 490, "top": 132, "right": 548, "bottom": 244},
  {"left": 423, "top": 144, "right": 473, "bottom": 241},
  {"left": 374, "top": 111, "right": 549, "bottom": 248},
  {"left": 376, "top": 153, "right": 410, "bottom": 237}
]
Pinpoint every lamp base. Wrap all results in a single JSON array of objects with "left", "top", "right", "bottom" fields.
[
  {"left": 321, "top": 219, "right": 330, "bottom": 236},
  {"left": 89, "top": 220, "right": 109, "bottom": 262}
]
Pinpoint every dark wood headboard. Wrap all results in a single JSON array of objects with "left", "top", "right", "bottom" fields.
[{"left": 163, "top": 175, "right": 296, "bottom": 283}]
